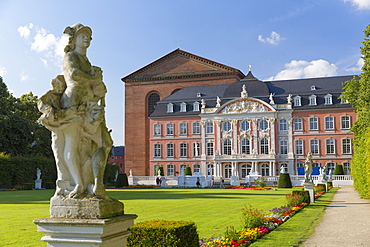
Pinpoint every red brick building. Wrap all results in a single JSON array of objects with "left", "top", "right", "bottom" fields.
[
  {"left": 123, "top": 49, "right": 355, "bottom": 177},
  {"left": 107, "top": 146, "right": 125, "bottom": 173}
]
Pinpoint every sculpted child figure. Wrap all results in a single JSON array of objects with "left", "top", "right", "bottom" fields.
[{"left": 38, "top": 23, "right": 112, "bottom": 200}]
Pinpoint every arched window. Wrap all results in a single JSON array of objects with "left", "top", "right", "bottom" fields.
[
  {"left": 240, "top": 121, "right": 250, "bottom": 131},
  {"left": 259, "top": 120, "right": 268, "bottom": 130},
  {"left": 148, "top": 93, "right": 160, "bottom": 116},
  {"left": 223, "top": 121, "right": 231, "bottom": 132},
  {"left": 261, "top": 163, "right": 269, "bottom": 176},
  {"left": 223, "top": 139, "right": 232, "bottom": 155},
  {"left": 260, "top": 138, "right": 269, "bottom": 154},
  {"left": 241, "top": 139, "right": 250, "bottom": 154},
  {"left": 241, "top": 164, "right": 251, "bottom": 178},
  {"left": 224, "top": 164, "right": 232, "bottom": 178}
]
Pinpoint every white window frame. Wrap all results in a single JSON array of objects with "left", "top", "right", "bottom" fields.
[
  {"left": 167, "top": 164, "right": 174, "bottom": 176},
  {"left": 326, "top": 138, "right": 335, "bottom": 154},
  {"left": 193, "top": 101, "right": 200, "bottom": 112},
  {"left": 154, "top": 123, "right": 161, "bottom": 136},
  {"left": 294, "top": 95, "right": 301, "bottom": 106},
  {"left": 240, "top": 120, "right": 250, "bottom": 131},
  {"left": 324, "top": 94, "right": 333, "bottom": 105},
  {"left": 223, "top": 139, "right": 232, "bottom": 155},
  {"left": 180, "top": 142, "right": 187, "bottom": 157},
  {"left": 342, "top": 138, "right": 352, "bottom": 154},
  {"left": 341, "top": 115, "right": 351, "bottom": 129},
  {"left": 154, "top": 143, "right": 161, "bottom": 157},
  {"left": 206, "top": 122, "right": 213, "bottom": 134},
  {"left": 309, "top": 117, "right": 318, "bottom": 130},
  {"left": 295, "top": 139, "right": 303, "bottom": 155},
  {"left": 241, "top": 138, "right": 250, "bottom": 154},
  {"left": 179, "top": 122, "right": 187, "bottom": 136},
  {"left": 310, "top": 139, "right": 319, "bottom": 154},
  {"left": 193, "top": 142, "right": 200, "bottom": 157},
  {"left": 223, "top": 121, "right": 231, "bottom": 132},
  {"left": 166, "top": 123, "right": 174, "bottom": 135},
  {"left": 207, "top": 141, "right": 214, "bottom": 156},
  {"left": 279, "top": 119, "right": 287, "bottom": 131},
  {"left": 294, "top": 118, "right": 303, "bottom": 131},
  {"left": 167, "top": 103, "right": 174, "bottom": 113},
  {"left": 309, "top": 95, "right": 317, "bottom": 106},
  {"left": 192, "top": 122, "right": 200, "bottom": 135},
  {"left": 167, "top": 143, "right": 174, "bottom": 157},
  {"left": 325, "top": 116, "right": 334, "bottom": 130},
  {"left": 280, "top": 140, "right": 288, "bottom": 154},
  {"left": 260, "top": 138, "right": 269, "bottom": 154},
  {"left": 260, "top": 119, "right": 269, "bottom": 130},
  {"left": 180, "top": 102, "right": 187, "bottom": 112},
  {"left": 193, "top": 163, "right": 200, "bottom": 173}
]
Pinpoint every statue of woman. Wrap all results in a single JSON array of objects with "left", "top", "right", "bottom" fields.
[
  {"left": 304, "top": 152, "right": 313, "bottom": 183},
  {"left": 39, "top": 23, "right": 112, "bottom": 199}
]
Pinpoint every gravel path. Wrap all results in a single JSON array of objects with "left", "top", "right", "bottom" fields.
[{"left": 302, "top": 186, "right": 370, "bottom": 247}]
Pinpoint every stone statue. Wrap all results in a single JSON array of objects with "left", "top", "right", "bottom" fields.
[
  {"left": 216, "top": 96, "right": 221, "bottom": 107},
  {"left": 36, "top": 168, "right": 42, "bottom": 180},
  {"left": 38, "top": 23, "right": 113, "bottom": 200},
  {"left": 304, "top": 152, "right": 313, "bottom": 183},
  {"left": 269, "top": 93, "right": 275, "bottom": 104},
  {"left": 320, "top": 165, "right": 328, "bottom": 182},
  {"left": 287, "top": 94, "right": 292, "bottom": 104}
]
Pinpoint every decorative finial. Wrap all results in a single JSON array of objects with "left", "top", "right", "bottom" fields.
[
  {"left": 248, "top": 65, "right": 252, "bottom": 71},
  {"left": 176, "top": 38, "right": 181, "bottom": 49}
]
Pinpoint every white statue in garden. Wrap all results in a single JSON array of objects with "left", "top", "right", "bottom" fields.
[
  {"left": 304, "top": 152, "right": 313, "bottom": 183},
  {"left": 38, "top": 23, "right": 113, "bottom": 200}
]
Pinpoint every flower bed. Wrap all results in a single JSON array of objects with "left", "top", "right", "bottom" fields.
[
  {"left": 224, "top": 186, "right": 276, "bottom": 191},
  {"left": 201, "top": 188, "right": 326, "bottom": 247}
]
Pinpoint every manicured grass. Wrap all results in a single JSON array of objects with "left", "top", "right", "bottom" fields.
[
  {"left": 251, "top": 187, "right": 339, "bottom": 247},
  {"left": 0, "top": 187, "right": 336, "bottom": 246}
]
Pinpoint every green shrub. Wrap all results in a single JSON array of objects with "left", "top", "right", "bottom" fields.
[
  {"left": 127, "top": 220, "right": 199, "bottom": 247},
  {"left": 104, "top": 163, "right": 119, "bottom": 184},
  {"left": 278, "top": 173, "right": 292, "bottom": 188},
  {"left": 23, "top": 183, "right": 33, "bottom": 190},
  {"left": 327, "top": 181, "right": 333, "bottom": 189},
  {"left": 115, "top": 173, "right": 129, "bottom": 187},
  {"left": 255, "top": 176, "right": 267, "bottom": 187},
  {"left": 45, "top": 182, "right": 55, "bottom": 189},
  {"left": 285, "top": 192, "right": 306, "bottom": 207},
  {"left": 334, "top": 164, "right": 344, "bottom": 175},
  {"left": 315, "top": 184, "right": 326, "bottom": 193},
  {"left": 184, "top": 166, "right": 192, "bottom": 176},
  {"left": 155, "top": 166, "right": 165, "bottom": 176},
  {"left": 241, "top": 204, "right": 265, "bottom": 229},
  {"left": 292, "top": 190, "right": 310, "bottom": 205}
]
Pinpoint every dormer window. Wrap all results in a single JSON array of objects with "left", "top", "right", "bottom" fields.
[
  {"left": 309, "top": 95, "right": 317, "bottom": 106},
  {"left": 325, "top": 94, "right": 333, "bottom": 105},
  {"left": 180, "top": 102, "right": 187, "bottom": 112},
  {"left": 167, "top": 103, "right": 174, "bottom": 113},
  {"left": 193, "top": 101, "right": 200, "bottom": 111},
  {"left": 294, "top": 95, "right": 301, "bottom": 106},
  {"left": 311, "top": 85, "right": 316, "bottom": 91},
  {"left": 197, "top": 92, "right": 202, "bottom": 97}
]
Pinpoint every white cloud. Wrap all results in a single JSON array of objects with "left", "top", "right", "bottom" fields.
[
  {"left": 268, "top": 59, "right": 338, "bottom": 80},
  {"left": 0, "top": 67, "right": 7, "bottom": 77},
  {"left": 18, "top": 23, "right": 68, "bottom": 68},
  {"left": 20, "top": 71, "right": 29, "bottom": 81},
  {"left": 258, "top": 31, "right": 284, "bottom": 45},
  {"left": 344, "top": 0, "right": 370, "bottom": 10},
  {"left": 345, "top": 57, "right": 364, "bottom": 72}
]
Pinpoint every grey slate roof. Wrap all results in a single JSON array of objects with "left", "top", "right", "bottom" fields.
[
  {"left": 111, "top": 146, "right": 124, "bottom": 156},
  {"left": 149, "top": 74, "right": 356, "bottom": 118}
]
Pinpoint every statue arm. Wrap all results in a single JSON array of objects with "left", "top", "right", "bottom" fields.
[{"left": 64, "top": 53, "right": 102, "bottom": 82}]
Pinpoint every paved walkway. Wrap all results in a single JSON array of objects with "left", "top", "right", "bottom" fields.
[{"left": 302, "top": 186, "right": 370, "bottom": 247}]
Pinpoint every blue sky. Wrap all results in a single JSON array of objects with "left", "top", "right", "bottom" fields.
[{"left": 0, "top": 0, "right": 369, "bottom": 146}]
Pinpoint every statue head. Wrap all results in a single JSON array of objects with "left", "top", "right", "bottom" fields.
[{"left": 63, "top": 23, "right": 92, "bottom": 53}]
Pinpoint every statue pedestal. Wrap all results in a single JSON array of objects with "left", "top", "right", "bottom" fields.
[
  {"left": 35, "top": 179, "right": 42, "bottom": 189},
  {"left": 304, "top": 182, "right": 315, "bottom": 203},
  {"left": 34, "top": 214, "right": 137, "bottom": 247},
  {"left": 50, "top": 196, "right": 124, "bottom": 219}
]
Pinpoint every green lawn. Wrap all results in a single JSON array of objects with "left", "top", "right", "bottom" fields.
[{"left": 0, "top": 187, "right": 337, "bottom": 247}]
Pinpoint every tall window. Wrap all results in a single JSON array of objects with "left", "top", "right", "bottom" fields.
[
  {"left": 260, "top": 138, "right": 269, "bottom": 154},
  {"left": 193, "top": 164, "right": 200, "bottom": 173},
  {"left": 224, "top": 164, "right": 232, "bottom": 178},
  {"left": 280, "top": 140, "right": 288, "bottom": 154},
  {"left": 279, "top": 119, "right": 287, "bottom": 131},
  {"left": 343, "top": 162, "right": 351, "bottom": 175},
  {"left": 309, "top": 95, "right": 317, "bottom": 105},
  {"left": 154, "top": 143, "right": 161, "bottom": 157},
  {"left": 192, "top": 122, "right": 200, "bottom": 134},
  {"left": 326, "top": 139, "right": 335, "bottom": 154},
  {"left": 260, "top": 120, "right": 268, "bottom": 130},
  {"left": 342, "top": 138, "right": 351, "bottom": 154},
  {"left": 294, "top": 118, "right": 303, "bottom": 131},
  {"left": 309, "top": 117, "right": 318, "bottom": 130},
  {"left": 148, "top": 93, "right": 160, "bottom": 116},
  {"left": 261, "top": 164, "right": 269, "bottom": 176},
  {"left": 240, "top": 121, "right": 250, "bottom": 131},
  {"left": 241, "top": 164, "right": 251, "bottom": 178},
  {"left": 167, "top": 103, "right": 174, "bottom": 113},
  {"left": 310, "top": 139, "right": 319, "bottom": 154},
  {"left": 153, "top": 164, "right": 161, "bottom": 176},
  {"left": 179, "top": 122, "right": 187, "bottom": 135},
  {"left": 166, "top": 123, "right": 174, "bottom": 135},
  {"left": 193, "top": 102, "right": 200, "bottom": 112},
  {"left": 193, "top": 142, "right": 200, "bottom": 157},
  {"left": 223, "top": 139, "right": 232, "bottom": 155},
  {"left": 207, "top": 164, "right": 214, "bottom": 175},
  {"left": 167, "top": 143, "right": 174, "bottom": 157},
  {"left": 325, "top": 94, "right": 333, "bottom": 105},
  {"left": 341, "top": 116, "right": 350, "bottom": 129},
  {"left": 167, "top": 164, "right": 174, "bottom": 176},
  {"left": 223, "top": 121, "right": 231, "bottom": 132},
  {"left": 180, "top": 143, "right": 187, "bottom": 157},
  {"left": 241, "top": 139, "right": 251, "bottom": 154},
  {"left": 294, "top": 96, "right": 301, "bottom": 106},
  {"left": 207, "top": 142, "right": 214, "bottom": 156},
  {"left": 295, "top": 139, "right": 303, "bottom": 155},
  {"left": 180, "top": 102, "right": 187, "bottom": 112},
  {"left": 154, "top": 123, "right": 161, "bottom": 136},
  {"left": 325, "top": 116, "right": 334, "bottom": 130},
  {"left": 206, "top": 122, "right": 213, "bottom": 134}
]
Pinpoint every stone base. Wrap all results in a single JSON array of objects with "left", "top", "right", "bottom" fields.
[
  {"left": 50, "top": 196, "right": 124, "bottom": 219},
  {"left": 304, "top": 182, "right": 315, "bottom": 203},
  {"left": 34, "top": 214, "right": 137, "bottom": 247}
]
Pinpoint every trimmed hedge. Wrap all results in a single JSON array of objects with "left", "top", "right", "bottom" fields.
[
  {"left": 277, "top": 173, "right": 292, "bottom": 188},
  {"left": 0, "top": 155, "right": 56, "bottom": 189},
  {"left": 292, "top": 190, "right": 310, "bottom": 205},
  {"left": 334, "top": 164, "right": 344, "bottom": 175},
  {"left": 184, "top": 166, "right": 192, "bottom": 176},
  {"left": 155, "top": 166, "right": 165, "bottom": 177},
  {"left": 127, "top": 220, "right": 199, "bottom": 247},
  {"left": 115, "top": 173, "right": 129, "bottom": 187}
]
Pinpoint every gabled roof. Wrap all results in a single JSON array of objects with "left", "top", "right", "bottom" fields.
[{"left": 121, "top": 49, "right": 245, "bottom": 82}]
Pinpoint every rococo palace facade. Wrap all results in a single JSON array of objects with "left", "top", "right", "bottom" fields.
[{"left": 122, "top": 49, "right": 355, "bottom": 179}]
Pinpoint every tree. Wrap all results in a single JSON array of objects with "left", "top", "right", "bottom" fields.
[
  {"left": 342, "top": 24, "right": 370, "bottom": 199},
  {"left": 0, "top": 78, "right": 52, "bottom": 157}
]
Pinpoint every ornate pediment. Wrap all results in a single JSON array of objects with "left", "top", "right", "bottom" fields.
[{"left": 220, "top": 99, "right": 273, "bottom": 114}]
